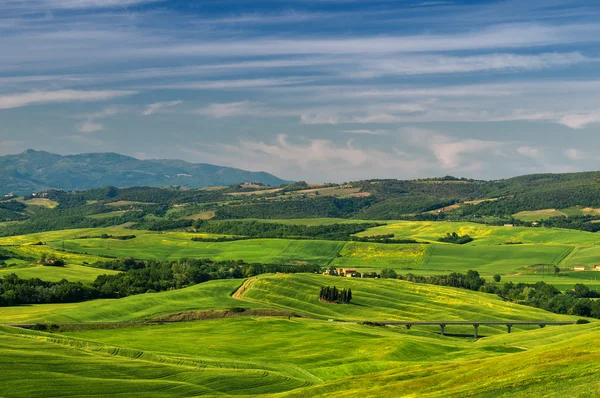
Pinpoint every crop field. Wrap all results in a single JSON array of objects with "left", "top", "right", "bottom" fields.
[
  {"left": 331, "top": 242, "right": 427, "bottom": 269},
  {"left": 512, "top": 209, "right": 566, "bottom": 221},
  {"left": 357, "top": 220, "right": 598, "bottom": 245},
  {"left": 422, "top": 244, "right": 573, "bottom": 274},
  {"left": 0, "top": 263, "right": 117, "bottom": 283},
  {"left": 47, "top": 235, "right": 345, "bottom": 265},
  {"left": 18, "top": 198, "right": 59, "bottom": 208},
  {"left": 0, "top": 273, "right": 596, "bottom": 397}
]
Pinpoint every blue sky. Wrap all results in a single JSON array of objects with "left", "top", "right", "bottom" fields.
[{"left": 1, "top": 0, "right": 600, "bottom": 182}]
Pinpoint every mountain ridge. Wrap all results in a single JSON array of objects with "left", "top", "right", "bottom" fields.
[{"left": 0, "top": 150, "right": 291, "bottom": 195}]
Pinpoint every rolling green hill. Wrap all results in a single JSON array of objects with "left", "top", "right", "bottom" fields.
[{"left": 0, "top": 272, "right": 596, "bottom": 397}]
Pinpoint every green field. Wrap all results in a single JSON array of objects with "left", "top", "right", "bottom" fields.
[
  {"left": 513, "top": 209, "right": 566, "bottom": 222},
  {"left": 0, "top": 263, "right": 117, "bottom": 283},
  {"left": 0, "top": 273, "right": 597, "bottom": 397},
  {"left": 357, "top": 220, "right": 599, "bottom": 245},
  {"left": 2, "top": 218, "right": 600, "bottom": 289},
  {"left": 0, "top": 279, "right": 259, "bottom": 323},
  {"left": 331, "top": 242, "right": 427, "bottom": 268},
  {"left": 48, "top": 234, "right": 345, "bottom": 265}
]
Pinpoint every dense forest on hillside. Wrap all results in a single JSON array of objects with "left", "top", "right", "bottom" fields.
[{"left": 3, "top": 171, "right": 600, "bottom": 236}]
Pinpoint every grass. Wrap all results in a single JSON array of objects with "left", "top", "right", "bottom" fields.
[
  {"left": 422, "top": 244, "right": 573, "bottom": 274},
  {"left": 513, "top": 209, "right": 567, "bottom": 222},
  {"left": 0, "top": 279, "right": 258, "bottom": 323},
  {"left": 238, "top": 274, "right": 575, "bottom": 324},
  {"left": 0, "top": 263, "right": 117, "bottom": 284},
  {"left": 18, "top": 198, "right": 59, "bottom": 208},
  {"left": 0, "top": 272, "right": 596, "bottom": 397},
  {"left": 86, "top": 210, "right": 128, "bottom": 219},
  {"left": 331, "top": 242, "right": 426, "bottom": 269},
  {"left": 357, "top": 220, "right": 599, "bottom": 245},
  {"left": 3, "top": 218, "right": 600, "bottom": 289},
  {"left": 47, "top": 234, "right": 345, "bottom": 265}
]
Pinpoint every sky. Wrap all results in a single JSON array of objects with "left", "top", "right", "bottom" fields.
[{"left": 1, "top": 0, "right": 600, "bottom": 182}]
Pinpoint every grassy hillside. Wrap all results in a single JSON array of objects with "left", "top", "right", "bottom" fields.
[
  {"left": 0, "top": 279, "right": 258, "bottom": 323},
  {"left": 238, "top": 274, "right": 575, "bottom": 329},
  {"left": 47, "top": 235, "right": 345, "bottom": 265},
  {"left": 357, "top": 220, "right": 597, "bottom": 245},
  {"left": 0, "top": 263, "right": 117, "bottom": 283},
  {"left": 0, "top": 272, "right": 595, "bottom": 397}
]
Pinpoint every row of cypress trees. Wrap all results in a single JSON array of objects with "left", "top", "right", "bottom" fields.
[{"left": 319, "top": 286, "right": 352, "bottom": 303}]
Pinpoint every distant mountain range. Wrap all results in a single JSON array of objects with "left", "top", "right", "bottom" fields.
[{"left": 0, "top": 150, "right": 290, "bottom": 195}]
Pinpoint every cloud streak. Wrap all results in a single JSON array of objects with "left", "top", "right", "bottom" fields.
[{"left": 0, "top": 90, "right": 136, "bottom": 110}]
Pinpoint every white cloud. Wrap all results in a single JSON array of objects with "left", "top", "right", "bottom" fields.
[
  {"left": 559, "top": 112, "right": 600, "bottom": 129},
  {"left": 405, "top": 127, "right": 505, "bottom": 169},
  {"left": 141, "top": 24, "right": 600, "bottom": 57},
  {"left": 341, "top": 129, "right": 389, "bottom": 135},
  {"left": 142, "top": 100, "right": 183, "bottom": 116},
  {"left": 0, "top": 90, "right": 136, "bottom": 110},
  {"left": 182, "top": 134, "right": 431, "bottom": 181},
  {"left": 153, "top": 78, "right": 312, "bottom": 90},
  {"left": 350, "top": 52, "right": 591, "bottom": 78},
  {"left": 77, "top": 121, "right": 104, "bottom": 133},
  {"left": 300, "top": 114, "right": 339, "bottom": 125},
  {"left": 197, "top": 101, "right": 263, "bottom": 119},
  {"left": 565, "top": 148, "right": 590, "bottom": 160},
  {"left": 517, "top": 146, "right": 544, "bottom": 160},
  {"left": 36, "top": 0, "right": 161, "bottom": 9}
]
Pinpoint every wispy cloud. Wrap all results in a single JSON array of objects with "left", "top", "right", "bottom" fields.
[
  {"left": 76, "top": 105, "right": 127, "bottom": 133},
  {"left": 341, "top": 129, "right": 389, "bottom": 135},
  {"left": 0, "top": 90, "right": 136, "bottom": 110},
  {"left": 77, "top": 121, "right": 104, "bottom": 133},
  {"left": 349, "top": 52, "right": 592, "bottom": 78},
  {"left": 196, "top": 101, "right": 264, "bottom": 118},
  {"left": 22, "top": 0, "right": 162, "bottom": 9},
  {"left": 559, "top": 112, "right": 600, "bottom": 129},
  {"left": 142, "top": 24, "right": 600, "bottom": 57},
  {"left": 142, "top": 100, "right": 183, "bottom": 116}
]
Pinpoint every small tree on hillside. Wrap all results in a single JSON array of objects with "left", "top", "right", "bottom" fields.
[{"left": 493, "top": 274, "right": 501, "bottom": 283}]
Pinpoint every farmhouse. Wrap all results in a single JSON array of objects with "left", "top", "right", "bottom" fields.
[
  {"left": 574, "top": 265, "right": 587, "bottom": 271},
  {"left": 504, "top": 224, "right": 514, "bottom": 228},
  {"left": 594, "top": 264, "right": 600, "bottom": 271},
  {"left": 337, "top": 268, "right": 356, "bottom": 277},
  {"left": 322, "top": 269, "right": 337, "bottom": 276},
  {"left": 346, "top": 271, "right": 362, "bottom": 278}
]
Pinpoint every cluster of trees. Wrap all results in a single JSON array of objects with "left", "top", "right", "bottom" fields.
[
  {"left": 0, "top": 200, "right": 27, "bottom": 222},
  {"left": 131, "top": 219, "right": 193, "bottom": 231},
  {"left": 382, "top": 270, "right": 486, "bottom": 291},
  {"left": 319, "top": 285, "right": 352, "bottom": 303},
  {"left": 382, "top": 269, "right": 600, "bottom": 319},
  {"left": 438, "top": 232, "right": 474, "bottom": 245},
  {"left": 0, "top": 274, "right": 97, "bottom": 306},
  {"left": 483, "top": 281, "right": 600, "bottom": 318},
  {"left": 215, "top": 196, "right": 373, "bottom": 219},
  {"left": 194, "top": 220, "right": 381, "bottom": 240}
]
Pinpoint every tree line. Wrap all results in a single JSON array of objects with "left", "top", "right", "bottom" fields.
[{"left": 381, "top": 269, "right": 600, "bottom": 319}]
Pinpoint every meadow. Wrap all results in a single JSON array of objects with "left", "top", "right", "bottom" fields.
[
  {"left": 48, "top": 234, "right": 345, "bottom": 265},
  {"left": 0, "top": 273, "right": 597, "bottom": 397},
  {"left": 0, "top": 278, "right": 258, "bottom": 323},
  {"left": 2, "top": 218, "right": 600, "bottom": 290}
]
